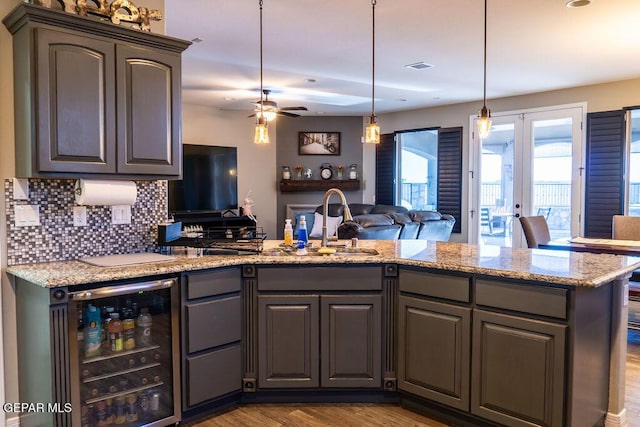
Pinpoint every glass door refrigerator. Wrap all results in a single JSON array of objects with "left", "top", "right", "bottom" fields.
[{"left": 68, "top": 277, "right": 180, "bottom": 427}]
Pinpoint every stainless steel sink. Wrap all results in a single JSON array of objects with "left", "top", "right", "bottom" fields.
[{"left": 260, "top": 247, "right": 379, "bottom": 257}]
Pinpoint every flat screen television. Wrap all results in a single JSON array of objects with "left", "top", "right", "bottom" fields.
[{"left": 168, "top": 144, "right": 238, "bottom": 214}]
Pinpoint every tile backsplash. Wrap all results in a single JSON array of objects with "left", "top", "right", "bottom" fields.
[{"left": 5, "top": 179, "right": 168, "bottom": 265}]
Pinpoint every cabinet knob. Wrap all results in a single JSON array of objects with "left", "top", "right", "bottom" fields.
[{"left": 52, "top": 289, "right": 66, "bottom": 301}]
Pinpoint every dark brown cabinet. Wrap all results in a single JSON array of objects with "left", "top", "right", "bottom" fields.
[
  {"left": 397, "top": 270, "right": 576, "bottom": 427},
  {"left": 35, "top": 28, "right": 116, "bottom": 174},
  {"left": 258, "top": 295, "right": 320, "bottom": 388},
  {"left": 181, "top": 268, "right": 242, "bottom": 411},
  {"left": 3, "top": 4, "right": 189, "bottom": 179},
  {"left": 255, "top": 266, "right": 384, "bottom": 390},
  {"left": 398, "top": 295, "right": 470, "bottom": 410},
  {"left": 257, "top": 294, "right": 382, "bottom": 389},
  {"left": 320, "top": 295, "right": 382, "bottom": 388},
  {"left": 471, "top": 310, "right": 566, "bottom": 427}
]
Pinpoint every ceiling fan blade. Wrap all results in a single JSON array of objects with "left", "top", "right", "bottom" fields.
[
  {"left": 279, "top": 106, "right": 308, "bottom": 111},
  {"left": 278, "top": 111, "right": 301, "bottom": 118}
]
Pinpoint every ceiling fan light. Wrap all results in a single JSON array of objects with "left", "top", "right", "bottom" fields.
[
  {"left": 254, "top": 117, "right": 270, "bottom": 144},
  {"left": 364, "top": 115, "right": 380, "bottom": 144},
  {"left": 477, "top": 106, "right": 492, "bottom": 140},
  {"left": 256, "top": 110, "right": 277, "bottom": 121}
]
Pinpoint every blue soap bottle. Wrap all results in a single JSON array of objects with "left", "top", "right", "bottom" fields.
[{"left": 297, "top": 215, "right": 308, "bottom": 255}]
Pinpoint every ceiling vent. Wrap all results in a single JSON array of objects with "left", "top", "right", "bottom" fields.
[{"left": 405, "top": 62, "right": 433, "bottom": 70}]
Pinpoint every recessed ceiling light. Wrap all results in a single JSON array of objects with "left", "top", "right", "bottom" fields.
[
  {"left": 405, "top": 62, "right": 433, "bottom": 70},
  {"left": 224, "top": 97, "right": 235, "bottom": 101},
  {"left": 566, "top": 0, "right": 591, "bottom": 8},
  {"left": 306, "top": 79, "right": 317, "bottom": 83},
  {"left": 191, "top": 37, "right": 203, "bottom": 43}
]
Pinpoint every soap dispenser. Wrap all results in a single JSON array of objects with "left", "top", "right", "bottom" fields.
[{"left": 284, "top": 219, "right": 293, "bottom": 245}]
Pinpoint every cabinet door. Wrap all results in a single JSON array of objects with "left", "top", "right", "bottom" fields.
[
  {"left": 397, "top": 295, "right": 470, "bottom": 410},
  {"left": 258, "top": 295, "right": 319, "bottom": 388},
  {"left": 116, "top": 44, "right": 181, "bottom": 176},
  {"left": 320, "top": 295, "right": 382, "bottom": 388},
  {"left": 36, "top": 28, "right": 116, "bottom": 174},
  {"left": 471, "top": 310, "right": 566, "bottom": 427}
]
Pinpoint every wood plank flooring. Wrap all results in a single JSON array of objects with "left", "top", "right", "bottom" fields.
[{"left": 188, "top": 330, "right": 640, "bottom": 427}]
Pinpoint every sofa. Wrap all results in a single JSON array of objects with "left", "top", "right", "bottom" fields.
[{"left": 305, "top": 203, "right": 455, "bottom": 241}]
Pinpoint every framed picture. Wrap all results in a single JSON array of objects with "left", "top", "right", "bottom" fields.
[{"left": 298, "top": 132, "right": 341, "bottom": 155}]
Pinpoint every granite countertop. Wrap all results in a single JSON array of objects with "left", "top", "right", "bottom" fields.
[{"left": 6, "top": 240, "right": 640, "bottom": 288}]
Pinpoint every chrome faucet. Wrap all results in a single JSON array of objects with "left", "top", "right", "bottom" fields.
[{"left": 321, "top": 188, "right": 353, "bottom": 248}]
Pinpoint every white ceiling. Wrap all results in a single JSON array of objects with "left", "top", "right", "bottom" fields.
[{"left": 165, "top": 0, "right": 640, "bottom": 117}]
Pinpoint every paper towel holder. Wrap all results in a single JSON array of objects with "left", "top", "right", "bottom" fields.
[{"left": 75, "top": 179, "right": 138, "bottom": 206}]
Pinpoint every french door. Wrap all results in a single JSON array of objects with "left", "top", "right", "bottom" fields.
[{"left": 470, "top": 105, "right": 584, "bottom": 247}]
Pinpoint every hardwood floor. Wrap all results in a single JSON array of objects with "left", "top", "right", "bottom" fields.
[{"left": 188, "top": 330, "right": 640, "bottom": 427}]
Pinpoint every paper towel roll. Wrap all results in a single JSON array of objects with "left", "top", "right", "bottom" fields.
[{"left": 75, "top": 179, "right": 137, "bottom": 206}]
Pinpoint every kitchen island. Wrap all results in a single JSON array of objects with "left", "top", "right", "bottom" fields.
[{"left": 7, "top": 240, "right": 638, "bottom": 427}]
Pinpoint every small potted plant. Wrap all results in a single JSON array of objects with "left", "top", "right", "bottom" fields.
[{"left": 337, "top": 165, "right": 344, "bottom": 179}]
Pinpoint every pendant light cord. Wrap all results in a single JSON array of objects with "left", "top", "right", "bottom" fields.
[
  {"left": 371, "top": 0, "right": 376, "bottom": 118},
  {"left": 482, "top": 0, "right": 487, "bottom": 108},
  {"left": 259, "top": 0, "right": 264, "bottom": 118}
]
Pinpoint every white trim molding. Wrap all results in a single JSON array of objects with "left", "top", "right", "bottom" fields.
[{"left": 605, "top": 408, "right": 627, "bottom": 427}]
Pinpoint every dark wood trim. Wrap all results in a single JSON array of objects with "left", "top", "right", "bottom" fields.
[{"left": 279, "top": 179, "right": 360, "bottom": 192}]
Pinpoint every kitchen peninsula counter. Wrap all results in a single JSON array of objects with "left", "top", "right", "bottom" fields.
[
  {"left": 7, "top": 240, "right": 637, "bottom": 427},
  {"left": 6, "top": 239, "right": 640, "bottom": 288}
]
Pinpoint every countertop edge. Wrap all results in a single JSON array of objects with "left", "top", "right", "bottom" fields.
[{"left": 7, "top": 249, "right": 640, "bottom": 289}]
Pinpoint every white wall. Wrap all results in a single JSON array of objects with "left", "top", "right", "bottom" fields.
[{"left": 181, "top": 104, "right": 278, "bottom": 239}]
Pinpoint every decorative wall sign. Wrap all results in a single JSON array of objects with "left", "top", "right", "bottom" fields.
[
  {"left": 298, "top": 132, "right": 341, "bottom": 155},
  {"left": 34, "top": 0, "right": 163, "bottom": 32}
]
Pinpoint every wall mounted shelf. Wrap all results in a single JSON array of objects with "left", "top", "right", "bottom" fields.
[{"left": 279, "top": 179, "right": 360, "bottom": 192}]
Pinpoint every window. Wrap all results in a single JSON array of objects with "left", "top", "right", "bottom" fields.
[
  {"left": 397, "top": 129, "right": 438, "bottom": 210},
  {"left": 376, "top": 127, "right": 462, "bottom": 233},
  {"left": 628, "top": 109, "right": 640, "bottom": 216}
]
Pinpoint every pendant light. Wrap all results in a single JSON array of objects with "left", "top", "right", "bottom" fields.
[
  {"left": 477, "top": 0, "right": 491, "bottom": 140},
  {"left": 254, "top": 0, "right": 270, "bottom": 145},
  {"left": 364, "top": 0, "right": 380, "bottom": 144}
]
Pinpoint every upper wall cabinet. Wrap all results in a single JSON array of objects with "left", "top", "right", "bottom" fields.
[{"left": 3, "top": 3, "right": 190, "bottom": 179}]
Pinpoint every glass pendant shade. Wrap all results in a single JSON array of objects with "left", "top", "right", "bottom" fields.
[
  {"left": 364, "top": 116, "right": 380, "bottom": 144},
  {"left": 254, "top": 118, "right": 270, "bottom": 144},
  {"left": 477, "top": 106, "right": 492, "bottom": 140},
  {"left": 256, "top": 110, "right": 277, "bottom": 121}
]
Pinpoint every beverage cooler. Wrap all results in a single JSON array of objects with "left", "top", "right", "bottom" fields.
[{"left": 68, "top": 278, "right": 181, "bottom": 427}]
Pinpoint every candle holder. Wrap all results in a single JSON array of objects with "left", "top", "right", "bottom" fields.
[
  {"left": 282, "top": 166, "right": 291, "bottom": 180},
  {"left": 349, "top": 164, "right": 358, "bottom": 180}
]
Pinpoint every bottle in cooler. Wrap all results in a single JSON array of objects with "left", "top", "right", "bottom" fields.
[
  {"left": 122, "top": 308, "right": 136, "bottom": 350},
  {"left": 84, "top": 304, "right": 101, "bottom": 358},
  {"left": 108, "top": 312, "right": 123, "bottom": 352},
  {"left": 136, "top": 307, "right": 153, "bottom": 346}
]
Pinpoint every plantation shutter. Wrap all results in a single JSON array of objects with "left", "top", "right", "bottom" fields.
[
  {"left": 437, "top": 126, "right": 463, "bottom": 234},
  {"left": 375, "top": 133, "right": 396, "bottom": 205},
  {"left": 584, "top": 110, "right": 625, "bottom": 238}
]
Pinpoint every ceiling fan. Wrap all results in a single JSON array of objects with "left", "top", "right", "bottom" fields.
[{"left": 249, "top": 89, "right": 308, "bottom": 120}]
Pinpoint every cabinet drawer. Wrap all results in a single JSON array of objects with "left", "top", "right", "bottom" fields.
[
  {"left": 186, "top": 344, "right": 241, "bottom": 407},
  {"left": 475, "top": 280, "right": 567, "bottom": 320},
  {"left": 258, "top": 266, "right": 382, "bottom": 291},
  {"left": 186, "top": 268, "right": 240, "bottom": 300},
  {"left": 399, "top": 269, "right": 470, "bottom": 303},
  {"left": 186, "top": 295, "right": 241, "bottom": 353}
]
